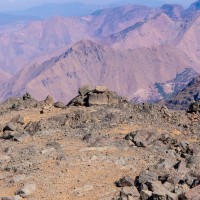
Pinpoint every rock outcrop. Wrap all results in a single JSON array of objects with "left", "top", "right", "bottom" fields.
[{"left": 68, "top": 86, "right": 128, "bottom": 107}]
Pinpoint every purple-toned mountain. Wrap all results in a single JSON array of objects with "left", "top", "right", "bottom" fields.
[
  {"left": 0, "top": 2, "right": 200, "bottom": 103},
  {"left": 0, "top": 40, "right": 198, "bottom": 103}
]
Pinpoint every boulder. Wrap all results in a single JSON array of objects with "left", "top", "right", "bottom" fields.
[
  {"left": 138, "top": 170, "right": 157, "bottom": 184},
  {"left": 116, "top": 176, "right": 135, "bottom": 187},
  {"left": 78, "top": 85, "right": 93, "bottom": 96},
  {"left": 22, "top": 92, "right": 32, "bottom": 100}
]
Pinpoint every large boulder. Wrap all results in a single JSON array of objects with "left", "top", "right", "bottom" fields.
[{"left": 68, "top": 86, "right": 128, "bottom": 107}]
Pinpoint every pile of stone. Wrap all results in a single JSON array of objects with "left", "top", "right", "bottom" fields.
[{"left": 113, "top": 129, "right": 200, "bottom": 200}]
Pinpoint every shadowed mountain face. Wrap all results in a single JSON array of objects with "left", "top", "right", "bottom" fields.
[
  {"left": 164, "top": 75, "right": 200, "bottom": 110},
  {"left": 1, "top": 2, "right": 200, "bottom": 103},
  {"left": 132, "top": 68, "right": 199, "bottom": 103}
]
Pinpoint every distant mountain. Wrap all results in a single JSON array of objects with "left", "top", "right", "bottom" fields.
[
  {"left": 11, "top": 2, "right": 103, "bottom": 19},
  {"left": 0, "top": 13, "right": 38, "bottom": 26},
  {"left": 161, "top": 4, "right": 184, "bottom": 20},
  {"left": 90, "top": 5, "right": 160, "bottom": 38},
  {"left": 132, "top": 68, "right": 199, "bottom": 103},
  {"left": 0, "top": 40, "right": 198, "bottom": 103}
]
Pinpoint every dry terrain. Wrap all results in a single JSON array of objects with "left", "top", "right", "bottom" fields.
[{"left": 0, "top": 88, "right": 199, "bottom": 199}]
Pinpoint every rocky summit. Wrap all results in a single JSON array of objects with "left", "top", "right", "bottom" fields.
[{"left": 0, "top": 87, "right": 200, "bottom": 200}]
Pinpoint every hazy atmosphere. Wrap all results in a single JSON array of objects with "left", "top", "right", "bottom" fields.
[{"left": 0, "top": 0, "right": 197, "bottom": 11}]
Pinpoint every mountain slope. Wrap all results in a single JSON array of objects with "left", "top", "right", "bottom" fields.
[
  {"left": 90, "top": 5, "right": 160, "bottom": 38},
  {"left": 131, "top": 68, "right": 199, "bottom": 103},
  {"left": 0, "top": 40, "right": 198, "bottom": 103},
  {"left": 164, "top": 75, "right": 200, "bottom": 110},
  {"left": 106, "top": 13, "right": 182, "bottom": 49},
  {"left": 0, "top": 16, "right": 88, "bottom": 74}
]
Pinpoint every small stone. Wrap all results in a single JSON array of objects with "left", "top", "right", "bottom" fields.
[{"left": 15, "top": 183, "right": 36, "bottom": 197}]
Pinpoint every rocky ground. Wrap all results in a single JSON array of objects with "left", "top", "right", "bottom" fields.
[{"left": 0, "top": 86, "right": 199, "bottom": 200}]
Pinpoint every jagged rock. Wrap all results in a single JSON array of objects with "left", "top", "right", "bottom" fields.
[
  {"left": 15, "top": 183, "right": 36, "bottom": 197},
  {"left": 95, "top": 85, "right": 108, "bottom": 93},
  {"left": 22, "top": 92, "right": 32, "bottom": 100},
  {"left": 147, "top": 181, "right": 178, "bottom": 200},
  {"left": 3, "top": 123, "right": 16, "bottom": 132},
  {"left": 138, "top": 170, "right": 158, "bottom": 185},
  {"left": 78, "top": 85, "right": 93, "bottom": 96},
  {"left": 1, "top": 196, "right": 22, "bottom": 200},
  {"left": 116, "top": 176, "right": 135, "bottom": 187},
  {"left": 54, "top": 101, "right": 65, "bottom": 108}
]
